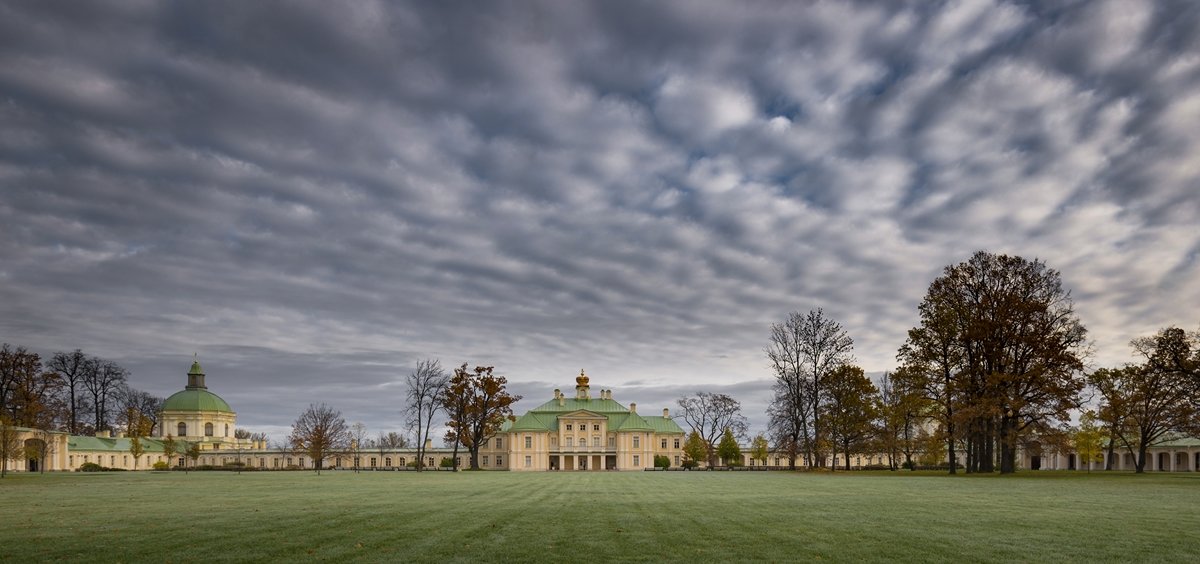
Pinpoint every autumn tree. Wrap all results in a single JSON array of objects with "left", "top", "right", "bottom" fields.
[
  {"left": 896, "top": 294, "right": 965, "bottom": 473},
  {"left": 717, "top": 428, "right": 742, "bottom": 466},
  {"left": 289, "top": 403, "right": 350, "bottom": 475},
  {"left": 765, "top": 309, "right": 854, "bottom": 468},
  {"left": 823, "top": 365, "right": 881, "bottom": 471},
  {"left": 1074, "top": 411, "right": 1105, "bottom": 473},
  {"left": 682, "top": 431, "right": 706, "bottom": 469},
  {"left": 441, "top": 364, "right": 520, "bottom": 470},
  {"left": 116, "top": 385, "right": 164, "bottom": 437},
  {"left": 879, "top": 367, "right": 932, "bottom": 471},
  {"left": 750, "top": 434, "right": 769, "bottom": 468},
  {"left": 162, "top": 435, "right": 179, "bottom": 468},
  {"left": 0, "top": 414, "right": 23, "bottom": 478},
  {"left": 677, "top": 392, "right": 748, "bottom": 467},
  {"left": 405, "top": 359, "right": 448, "bottom": 471},
  {"left": 901, "top": 251, "right": 1087, "bottom": 474},
  {"left": 1088, "top": 327, "right": 1199, "bottom": 473},
  {"left": 125, "top": 407, "right": 152, "bottom": 470},
  {"left": 1, "top": 344, "right": 61, "bottom": 428},
  {"left": 185, "top": 442, "right": 201, "bottom": 472}
]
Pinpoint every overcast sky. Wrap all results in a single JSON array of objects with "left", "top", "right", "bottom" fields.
[{"left": 2, "top": 1, "right": 1198, "bottom": 441}]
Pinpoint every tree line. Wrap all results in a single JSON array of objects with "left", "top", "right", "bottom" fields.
[
  {"left": 0, "top": 347, "right": 164, "bottom": 436},
  {"left": 765, "top": 251, "right": 1199, "bottom": 474},
  {"left": 288, "top": 361, "right": 522, "bottom": 473}
]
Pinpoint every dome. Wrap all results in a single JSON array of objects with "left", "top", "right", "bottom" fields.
[{"left": 162, "top": 388, "right": 232, "bottom": 413}]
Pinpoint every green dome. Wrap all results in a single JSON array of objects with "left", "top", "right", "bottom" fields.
[{"left": 163, "top": 389, "right": 232, "bottom": 413}]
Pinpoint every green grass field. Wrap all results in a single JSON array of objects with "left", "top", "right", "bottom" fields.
[{"left": 2, "top": 470, "right": 1198, "bottom": 562}]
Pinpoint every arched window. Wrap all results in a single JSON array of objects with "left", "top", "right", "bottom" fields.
[
  {"left": 205, "top": 423, "right": 214, "bottom": 437},
  {"left": 177, "top": 422, "right": 187, "bottom": 436}
]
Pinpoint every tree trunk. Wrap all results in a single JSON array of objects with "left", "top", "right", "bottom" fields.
[
  {"left": 1104, "top": 437, "right": 1114, "bottom": 471},
  {"left": 998, "top": 416, "right": 1016, "bottom": 474},
  {"left": 470, "top": 448, "right": 479, "bottom": 470},
  {"left": 1135, "top": 444, "right": 1147, "bottom": 473}
]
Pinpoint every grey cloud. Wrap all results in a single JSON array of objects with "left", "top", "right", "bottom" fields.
[{"left": 2, "top": 0, "right": 1198, "bottom": 436}]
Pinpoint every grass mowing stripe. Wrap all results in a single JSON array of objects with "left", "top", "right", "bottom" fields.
[{"left": 2, "top": 470, "right": 1199, "bottom": 562}]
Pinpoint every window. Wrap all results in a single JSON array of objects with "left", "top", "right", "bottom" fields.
[
  {"left": 483, "top": 455, "right": 489, "bottom": 466},
  {"left": 495, "top": 438, "right": 502, "bottom": 449},
  {"left": 566, "top": 424, "right": 573, "bottom": 431},
  {"left": 177, "top": 422, "right": 187, "bottom": 436},
  {"left": 674, "top": 438, "right": 680, "bottom": 449},
  {"left": 674, "top": 455, "right": 680, "bottom": 466},
  {"left": 287, "top": 457, "right": 293, "bottom": 466},
  {"left": 633, "top": 436, "right": 640, "bottom": 448},
  {"left": 385, "top": 457, "right": 392, "bottom": 467},
  {"left": 551, "top": 436, "right": 557, "bottom": 446},
  {"left": 661, "top": 439, "right": 667, "bottom": 449},
  {"left": 496, "top": 455, "right": 503, "bottom": 466},
  {"left": 593, "top": 424, "right": 600, "bottom": 431},
  {"left": 371, "top": 457, "right": 377, "bottom": 468},
  {"left": 524, "top": 455, "right": 532, "bottom": 468},
  {"left": 608, "top": 437, "right": 615, "bottom": 448},
  {"left": 525, "top": 436, "right": 532, "bottom": 449},
  {"left": 354, "top": 457, "right": 360, "bottom": 467},
  {"left": 427, "top": 457, "right": 434, "bottom": 468},
  {"left": 299, "top": 458, "right": 305, "bottom": 468},
  {"left": 225, "top": 424, "right": 229, "bottom": 437},
  {"left": 204, "top": 423, "right": 214, "bottom": 437},
  {"left": 633, "top": 455, "right": 640, "bottom": 467},
  {"left": 274, "top": 458, "right": 280, "bottom": 468},
  {"left": 398, "top": 457, "right": 406, "bottom": 466},
  {"left": 259, "top": 458, "right": 265, "bottom": 468},
  {"left": 593, "top": 437, "right": 600, "bottom": 447}
]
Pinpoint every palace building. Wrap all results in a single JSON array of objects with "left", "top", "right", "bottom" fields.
[{"left": 3, "top": 360, "right": 1199, "bottom": 473}]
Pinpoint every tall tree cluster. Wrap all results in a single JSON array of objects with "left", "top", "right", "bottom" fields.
[
  {"left": 897, "top": 251, "right": 1088, "bottom": 474},
  {"left": 676, "top": 392, "right": 748, "bottom": 467},
  {"left": 1088, "top": 327, "right": 1199, "bottom": 473},
  {"left": 1, "top": 346, "right": 159, "bottom": 435},
  {"left": 765, "top": 309, "right": 854, "bottom": 468}
]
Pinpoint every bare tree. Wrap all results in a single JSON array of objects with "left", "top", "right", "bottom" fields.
[
  {"left": 82, "top": 358, "right": 127, "bottom": 432},
  {"left": 46, "top": 350, "right": 90, "bottom": 434},
  {"left": 349, "top": 422, "right": 368, "bottom": 472},
  {"left": 405, "top": 359, "right": 448, "bottom": 471},
  {"left": 289, "top": 403, "right": 350, "bottom": 475},
  {"left": 116, "top": 385, "right": 164, "bottom": 437},
  {"left": 676, "top": 392, "right": 748, "bottom": 467},
  {"left": 765, "top": 310, "right": 854, "bottom": 468}
]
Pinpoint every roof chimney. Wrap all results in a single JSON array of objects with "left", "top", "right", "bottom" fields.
[
  {"left": 424, "top": 438, "right": 432, "bottom": 449},
  {"left": 663, "top": 408, "right": 669, "bottom": 418},
  {"left": 629, "top": 402, "right": 637, "bottom": 414}
]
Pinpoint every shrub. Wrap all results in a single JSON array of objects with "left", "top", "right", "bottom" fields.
[
  {"left": 653, "top": 455, "right": 671, "bottom": 469},
  {"left": 152, "top": 461, "right": 169, "bottom": 470},
  {"left": 681, "top": 460, "right": 699, "bottom": 470},
  {"left": 79, "top": 462, "right": 104, "bottom": 472},
  {"left": 440, "top": 457, "right": 455, "bottom": 468}
]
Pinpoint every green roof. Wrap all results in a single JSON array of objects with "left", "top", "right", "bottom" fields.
[
  {"left": 68, "top": 435, "right": 193, "bottom": 453},
  {"left": 163, "top": 388, "right": 232, "bottom": 412},
  {"left": 528, "top": 397, "right": 633, "bottom": 413},
  {"left": 189, "top": 360, "right": 204, "bottom": 375},
  {"left": 504, "top": 393, "right": 685, "bottom": 434}
]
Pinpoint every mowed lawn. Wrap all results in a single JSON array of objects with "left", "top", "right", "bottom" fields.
[{"left": 2, "top": 470, "right": 1199, "bottom": 562}]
